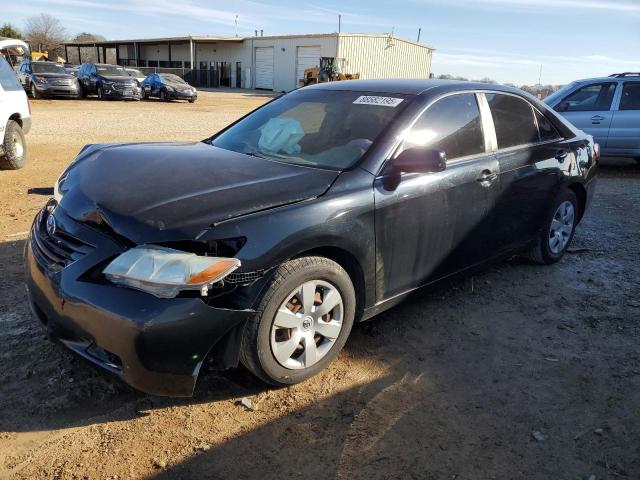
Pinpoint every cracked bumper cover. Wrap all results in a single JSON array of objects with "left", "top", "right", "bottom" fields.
[{"left": 24, "top": 240, "right": 254, "bottom": 397}]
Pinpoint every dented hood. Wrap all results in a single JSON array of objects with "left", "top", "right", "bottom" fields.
[{"left": 57, "top": 142, "right": 339, "bottom": 243}]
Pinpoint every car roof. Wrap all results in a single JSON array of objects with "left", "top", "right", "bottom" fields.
[
  {"left": 303, "top": 79, "right": 526, "bottom": 96},
  {"left": 567, "top": 75, "right": 640, "bottom": 84}
]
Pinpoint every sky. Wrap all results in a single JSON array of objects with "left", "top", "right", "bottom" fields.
[{"left": 5, "top": 0, "right": 640, "bottom": 85}]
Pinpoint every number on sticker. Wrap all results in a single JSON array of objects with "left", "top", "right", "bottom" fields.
[{"left": 353, "top": 96, "right": 404, "bottom": 107}]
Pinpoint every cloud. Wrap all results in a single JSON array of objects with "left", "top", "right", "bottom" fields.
[{"left": 416, "top": 0, "right": 640, "bottom": 13}]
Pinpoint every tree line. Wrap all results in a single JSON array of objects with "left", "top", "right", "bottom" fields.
[
  {"left": 0, "top": 14, "right": 105, "bottom": 62},
  {"left": 434, "top": 74, "right": 563, "bottom": 98}
]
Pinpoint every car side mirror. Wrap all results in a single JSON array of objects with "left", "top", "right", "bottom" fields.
[
  {"left": 391, "top": 147, "right": 447, "bottom": 174},
  {"left": 555, "top": 101, "right": 569, "bottom": 112}
]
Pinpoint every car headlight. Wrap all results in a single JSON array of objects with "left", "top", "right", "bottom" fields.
[
  {"left": 165, "top": 85, "right": 175, "bottom": 92},
  {"left": 34, "top": 76, "right": 47, "bottom": 83},
  {"left": 53, "top": 172, "right": 69, "bottom": 203},
  {"left": 103, "top": 246, "right": 240, "bottom": 298}
]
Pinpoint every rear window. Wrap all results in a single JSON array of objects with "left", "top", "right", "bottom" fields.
[
  {"left": 486, "top": 93, "right": 539, "bottom": 149},
  {"left": 0, "top": 57, "right": 22, "bottom": 91},
  {"left": 620, "top": 82, "right": 640, "bottom": 110},
  {"left": 534, "top": 110, "right": 561, "bottom": 142}
]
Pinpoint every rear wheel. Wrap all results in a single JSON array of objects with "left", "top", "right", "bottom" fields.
[
  {"left": 0, "top": 120, "right": 26, "bottom": 170},
  {"left": 526, "top": 189, "right": 578, "bottom": 264},
  {"left": 30, "top": 83, "right": 41, "bottom": 99},
  {"left": 240, "top": 256, "right": 355, "bottom": 386}
]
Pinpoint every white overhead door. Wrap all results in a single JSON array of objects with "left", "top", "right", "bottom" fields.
[
  {"left": 255, "top": 47, "right": 274, "bottom": 90},
  {"left": 296, "top": 46, "right": 321, "bottom": 85}
]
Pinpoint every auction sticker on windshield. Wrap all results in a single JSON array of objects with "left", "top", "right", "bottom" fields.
[{"left": 353, "top": 96, "right": 404, "bottom": 107}]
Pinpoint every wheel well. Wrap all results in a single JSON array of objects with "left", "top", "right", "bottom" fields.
[
  {"left": 8, "top": 114, "right": 22, "bottom": 127},
  {"left": 568, "top": 183, "right": 587, "bottom": 220},
  {"left": 295, "top": 246, "right": 366, "bottom": 322}
]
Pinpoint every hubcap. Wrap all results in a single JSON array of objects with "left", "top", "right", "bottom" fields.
[
  {"left": 270, "top": 280, "right": 344, "bottom": 370},
  {"left": 11, "top": 132, "right": 24, "bottom": 158},
  {"left": 548, "top": 201, "right": 574, "bottom": 254}
]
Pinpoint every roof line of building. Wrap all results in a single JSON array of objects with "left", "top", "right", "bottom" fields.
[{"left": 63, "top": 32, "right": 434, "bottom": 50}]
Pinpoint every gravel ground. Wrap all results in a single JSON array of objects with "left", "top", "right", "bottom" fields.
[{"left": 0, "top": 92, "right": 639, "bottom": 479}]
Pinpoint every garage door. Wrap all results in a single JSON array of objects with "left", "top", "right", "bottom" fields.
[
  {"left": 296, "top": 46, "right": 321, "bottom": 85},
  {"left": 255, "top": 47, "right": 274, "bottom": 90}
]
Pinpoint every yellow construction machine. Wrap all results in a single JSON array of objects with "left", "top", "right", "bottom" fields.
[{"left": 299, "top": 57, "right": 360, "bottom": 87}]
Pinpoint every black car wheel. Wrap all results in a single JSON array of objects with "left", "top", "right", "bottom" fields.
[
  {"left": 526, "top": 188, "right": 578, "bottom": 264},
  {"left": 79, "top": 84, "right": 87, "bottom": 98},
  {"left": 188, "top": 97, "right": 196, "bottom": 103},
  {"left": 0, "top": 120, "right": 26, "bottom": 170},
  {"left": 240, "top": 256, "right": 355, "bottom": 386},
  {"left": 30, "top": 83, "right": 41, "bottom": 99},
  {"left": 160, "top": 89, "right": 167, "bottom": 101}
]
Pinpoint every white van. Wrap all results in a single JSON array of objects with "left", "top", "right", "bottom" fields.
[{"left": 0, "top": 56, "right": 30, "bottom": 169}]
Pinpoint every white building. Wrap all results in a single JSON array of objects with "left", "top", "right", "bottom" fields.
[{"left": 64, "top": 33, "right": 434, "bottom": 92}]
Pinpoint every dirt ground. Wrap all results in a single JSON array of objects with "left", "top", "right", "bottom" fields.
[{"left": 1, "top": 91, "right": 639, "bottom": 480}]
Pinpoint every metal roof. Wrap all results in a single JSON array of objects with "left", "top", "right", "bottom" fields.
[{"left": 63, "top": 32, "right": 433, "bottom": 50}]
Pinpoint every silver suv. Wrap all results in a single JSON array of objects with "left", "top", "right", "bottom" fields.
[{"left": 545, "top": 73, "right": 640, "bottom": 162}]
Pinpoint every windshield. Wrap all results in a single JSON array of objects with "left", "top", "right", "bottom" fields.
[
  {"left": 211, "top": 89, "right": 413, "bottom": 170},
  {"left": 160, "top": 74, "right": 187, "bottom": 85},
  {"left": 96, "top": 65, "right": 128, "bottom": 76},
  {"left": 127, "top": 69, "right": 144, "bottom": 78},
  {"left": 544, "top": 82, "right": 577, "bottom": 105},
  {"left": 32, "top": 63, "right": 66, "bottom": 74}
]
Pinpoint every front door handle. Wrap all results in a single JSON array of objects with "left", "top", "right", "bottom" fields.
[
  {"left": 591, "top": 115, "right": 605, "bottom": 124},
  {"left": 555, "top": 150, "right": 568, "bottom": 162},
  {"left": 477, "top": 170, "right": 498, "bottom": 186}
]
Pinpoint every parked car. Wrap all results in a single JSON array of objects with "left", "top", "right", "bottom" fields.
[
  {"left": 25, "top": 80, "right": 597, "bottom": 396},
  {"left": 125, "top": 68, "right": 146, "bottom": 86},
  {"left": 0, "top": 57, "right": 30, "bottom": 169},
  {"left": 141, "top": 73, "right": 197, "bottom": 102},
  {"left": 545, "top": 72, "right": 640, "bottom": 162},
  {"left": 76, "top": 62, "right": 141, "bottom": 100},
  {"left": 17, "top": 60, "right": 80, "bottom": 99}
]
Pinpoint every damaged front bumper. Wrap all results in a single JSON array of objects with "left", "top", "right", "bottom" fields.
[{"left": 24, "top": 206, "right": 254, "bottom": 397}]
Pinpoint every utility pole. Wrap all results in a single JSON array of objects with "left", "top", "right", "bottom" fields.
[
  {"left": 417, "top": 27, "right": 421, "bottom": 43},
  {"left": 338, "top": 14, "right": 341, "bottom": 33},
  {"left": 538, "top": 64, "right": 543, "bottom": 85},
  {"left": 235, "top": 15, "right": 238, "bottom": 37}
]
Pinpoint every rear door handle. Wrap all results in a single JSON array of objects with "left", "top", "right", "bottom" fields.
[
  {"left": 591, "top": 115, "right": 605, "bottom": 124},
  {"left": 477, "top": 170, "right": 498, "bottom": 185}
]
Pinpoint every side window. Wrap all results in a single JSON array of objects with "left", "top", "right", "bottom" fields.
[
  {"left": 486, "top": 93, "right": 539, "bottom": 148},
  {"left": 559, "top": 83, "right": 616, "bottom": 112},
  {"left": 534, "top": 110, "right": 561, "bottom": 142},
  {"left": 405, "top": 93, "right": 485, "bottom": 161},
  {"left": 0, "top": 58, "right": 22, "bottom": 91},
  {"left": 619, "top": 83, "right": 640, "bottom": 111}
]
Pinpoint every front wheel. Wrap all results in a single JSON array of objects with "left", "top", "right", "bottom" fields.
[
  {"left": 240, "top": 256, "right": 356, "bottom": 386},
  {"left": 30, "top": 83, "right": 42, "bottom": 99},
  {"left": 0, "top": 120, "right": 26, "bottom": 170},
  {"left": 526, "top": 189, "right": 578, "bottom": 264}
]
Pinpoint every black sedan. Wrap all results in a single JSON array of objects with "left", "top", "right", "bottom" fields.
[
  {"left": 17, "top": 60, "right": 80, "bottom": 99},
  {"left": 76, "top": 62, "right": 141, "bottom": 100},
  {"left": 141, "top": 73, "right": 197, "bottom": 102},
  {"left": 25, "top": 80, "right": 597, "bottom": 396}
]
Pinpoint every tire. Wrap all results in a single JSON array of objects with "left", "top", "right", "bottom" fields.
[
  {"left": 188, "top": 97, "right": 195, "bottom": 103},
  {"left": 30, "top": 83, "right": 41, "bottom": 99},
  {"left": 160, "top": 89, "right": 167, "bottom": 101},
  {"left": 97, "top": 85, "right": 104, "bottom": 100},
  {"left": 240, "top": 256, "right": 356, "bottom": 386},
  {"left": 526, "top": 189, "right": 578, "bottom": 264},
  {"left": 0, "top": 120, "right": 26, "bottom": 170},
  {"left": 79, "top": 85, "right": 87, "bottom": 98}
]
